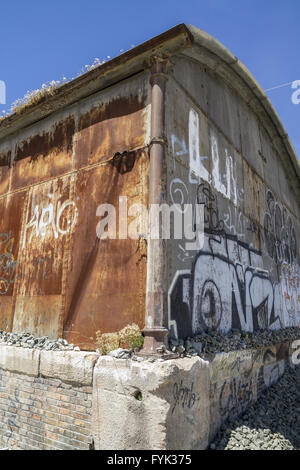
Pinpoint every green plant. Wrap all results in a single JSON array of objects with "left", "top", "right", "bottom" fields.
[
  {"left": 95, "top": 323, "right": 144, "bottom": 355},
  {"left": 118, "top": 323, "right": 144, "bottom": 350},
  {"left": 95, "top": 330, "right": 120, "bottom": 355}
]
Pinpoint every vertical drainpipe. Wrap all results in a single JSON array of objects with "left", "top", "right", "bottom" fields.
[{"left": 141, "top": 57, "right": 169, "bottom": 355}]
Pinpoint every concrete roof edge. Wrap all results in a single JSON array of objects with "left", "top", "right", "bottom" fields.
[
  {"left": 0, "top": 23, "right": 193, "bottom": 142},
  {"left": 187, "top": 24, "right": 300, "bottom": 182}
]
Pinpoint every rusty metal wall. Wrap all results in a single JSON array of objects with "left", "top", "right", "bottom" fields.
[
  {"left": 0, "top": 73, "right": 151, "bottom": 349},
  {"left": 166, "top": 56, "right": 300, "bottom": 339}
]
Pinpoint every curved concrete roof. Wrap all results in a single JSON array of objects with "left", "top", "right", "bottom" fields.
[
  {"left": 0, "top": 24, "right": 299, "bottom": 191},
  {"left": 186, "top": 25, "right": 300, "bottom": 190}
]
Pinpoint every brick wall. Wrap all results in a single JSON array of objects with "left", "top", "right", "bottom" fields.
[
  {"left": 0, "top": 345, "right": 98, "bottom": 450},
  {"left": 0, "top": 371, "right": 92, "bottom": 450}
]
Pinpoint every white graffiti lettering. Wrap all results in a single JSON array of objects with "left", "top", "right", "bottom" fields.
[{"left": 23, "top": 194, "right": 78, "bottom": 247}]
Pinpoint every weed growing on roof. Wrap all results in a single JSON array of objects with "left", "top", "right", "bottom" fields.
[
  {"left": 0, "top": 53, "right": 121, "bottom": 119},
  {"left": 0, "top": 42, "right": 137, "bottom": 120},
  {"left": 0, "top": 43, "right": 137, "bottom": 120},
  {"left": 10, "top": 78, "right": 67, "bottom": 115}
]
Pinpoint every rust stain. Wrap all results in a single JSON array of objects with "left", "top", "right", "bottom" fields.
[
  {"left": 63, "top": 149, "right": 149, "bottom": 349},
  {"left": 0, "top": 191, "right": 26, "bottom": 331},
  {"left": 0, "top": 167, "right": 10, "bottom": 196},
  {"left": 75, "top": 93, "right": 148, "bottom": 169},
  {"left": 12, "top": 117, "right": 75, "bottom": 191},
  {"left": 0, "top": 150, "right": 11, "bottom": 196},
  {"left": 110, "top": 151, "right": 137, "bottom": 174},
  {"left": 15, "top": 116, "right": 74, "bottom": 162},
  {"left": 0, "top": 150, "right": 10, "bottom": 167},
  {"left": 79, "top": 94, "right": 147, "bottom": 129}
]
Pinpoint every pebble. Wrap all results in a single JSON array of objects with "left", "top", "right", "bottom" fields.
[
  {"left": 169, "top": 327, "right": 300, "bottom": 360},
  {"left": 0, "top": 331, "right": 79, "bottom": 352},
  {"left": 210, "top": 365, "right": 300, "bottom": 450},
  {"left": 1, "top": 326, "right": 299, "bottom": 364}
]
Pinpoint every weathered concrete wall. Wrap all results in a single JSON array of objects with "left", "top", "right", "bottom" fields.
[
  {"left": 0, "top": 339, "right": 297, "bottom": 450},
  {"left": 91, "top": 342, "right": 297, "bottom": 450},
  {"left": 0, "top": 73, "right": 151, "bottom": 349},
  {"left": 166, "top": 55, "right": 300, "bottom": 339},
  {"left": 92, "top": 356, "right": 210, "bottom": 450},
  {"left": 209, "top": 339, "right": 295, "bottom": 441}
]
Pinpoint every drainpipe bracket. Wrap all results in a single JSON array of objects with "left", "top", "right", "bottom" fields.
[
  {"left": 149, "top": 136, "right": 168, "bottom": 149},
  {"left": 138, "top": 326, "right": 174, "bottom": 358}
]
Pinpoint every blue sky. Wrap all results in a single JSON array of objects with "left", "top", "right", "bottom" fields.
[{"left": 1, "top": 0, "right": 299, "bottom": 157}]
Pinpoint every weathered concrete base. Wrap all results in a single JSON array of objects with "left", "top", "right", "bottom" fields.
[
  {"left": 91, "top": 338, "right": 298, "bottom": 450},
  {"left": 92, "top": 356, "right": 210, "bottom": 450},
  {"left": 0, "top": 344, "right": 40, "bottom": 377},
  {"left": 208, "top": 340, "right": 296, "bottom": 441},
  {"left": 0, "top": 338, "right": 298, "bottom": 449},
  {"left": 40, "top": 350, "right": 98, "bottom": 385}
]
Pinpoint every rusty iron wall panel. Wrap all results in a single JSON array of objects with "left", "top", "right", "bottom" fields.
[
  {"left": 0, "top": 146, "right": 10, "bottom": 196},
  {"left": 12, "top": 116, "right": 75, "bottom": 192},
  {"left": 64, "top": 150, "right": 149, "bottom": 349},
  {"left": 0, "top": 191, "right": 27, "bottom": 331},
  {"left": 76, "top": 94, "right": 149, "bottom": 169},
  {"left": 12, "top": 176, "right": 76, "bottom": 339},
  {"left": 0, "top": 72, "right": 151, "bottom": 349}
]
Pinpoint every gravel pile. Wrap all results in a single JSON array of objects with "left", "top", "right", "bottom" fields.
[
  {"left": 0, "top": 331, "right": 80, "bottom": 351},
  {"left": 1, "top": 327, "right": 299, "bottom": 359},
  {"left": 0, "top": 332, "right": 154, "bottom": 360},
  {"left": 210, "top": 365, "right": 300, "bottom": 450},
  {"left": 169, "top": 327, "right": 300, "bottom": 360}
]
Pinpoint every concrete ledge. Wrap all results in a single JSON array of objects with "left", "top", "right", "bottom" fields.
[
  {"left": 0, "top": 344, "right": 40, "bottom": 377},
  {"left": 91, "top": 339, "right": 298, "bottom": 450},
  {"left": 92, "top": 356, "right": 210, "bottom": 450},
  {"left": 40, "top": 350, "right": 99, "bottom": 385},
  {"left": 0, "top": 338, "right": 298, "bottom": 450}
]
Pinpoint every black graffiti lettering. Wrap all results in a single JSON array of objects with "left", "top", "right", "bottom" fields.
[
  {"left": 219, "top": 377, "right": 253, "bottom": 417},
  {"left": 169, "top": 186, "right": 299, "bottom": 339},
  {"left": 172, "top": 380, "right": 199, "bottom": 414},
  {"left": 197, "top": 183, "right": 225, "bottom": 232},
  {"left": 264, "top": 189, "right": 297, "bottom": 266}
]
